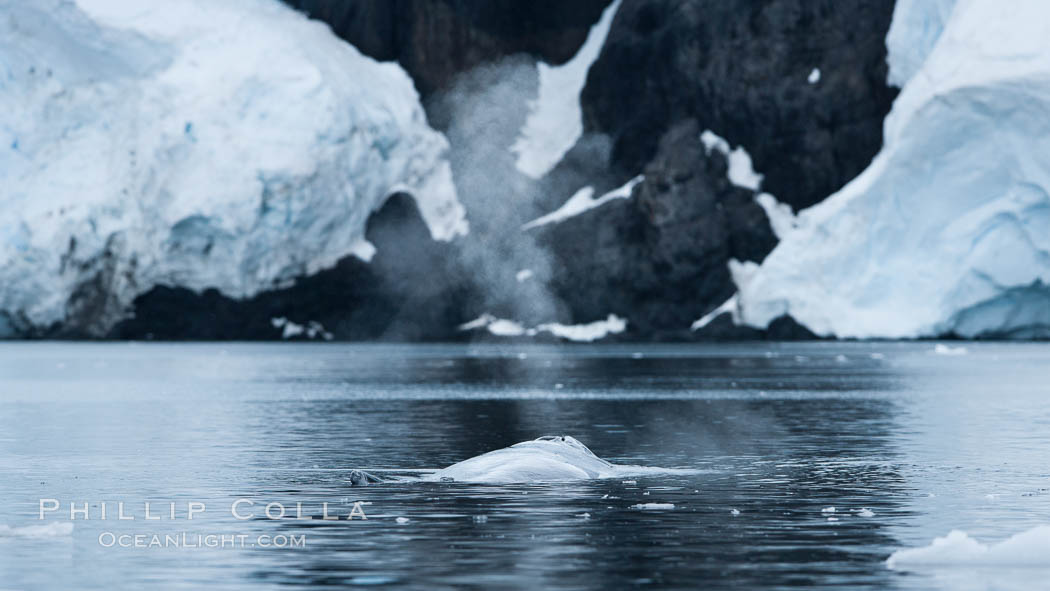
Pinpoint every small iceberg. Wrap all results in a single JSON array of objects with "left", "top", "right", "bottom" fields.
[
  {"left": 887, "top": 526, "right": 1050, "bottom": 569},
  {"left": 632, "top": 503, "right": 675, "bottom": 510},
  {"left": 933, "top": 343, "right": 969, "bottom": 356}
]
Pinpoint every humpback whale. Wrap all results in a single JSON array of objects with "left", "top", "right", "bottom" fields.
[{"left": 349, "top": 436, "right": 617, "bottom": 485}]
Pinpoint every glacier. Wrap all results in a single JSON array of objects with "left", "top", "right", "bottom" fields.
[
  {"left": 736, "top": 0, "right": 1050, "bottom": 339},
  {"left": 0, "top": 0, "right": 466, "bottom": 336}
]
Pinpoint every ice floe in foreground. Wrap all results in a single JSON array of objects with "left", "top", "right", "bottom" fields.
[
  {"left": 738, "top": 0, "right": 1050, "bottom": 339},
  {"left": 932, "top": 343, "right": 968, "bottom": 356},
  {"left": 632, "top": 503, "right": 675, "bottom": 510},
  {"left": 888, "top": 526, "right": 1050, "bottom": 569}
]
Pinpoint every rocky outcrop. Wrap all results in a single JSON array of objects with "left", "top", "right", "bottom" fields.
[
  {"left": 582, "top": 0, "right": 897, "bottom": 210},
  {"left": 528, "top": 0, "right": 898, "bottom": 337},
  {"left": 283, "top": 0, "right": 611, "bottom": 96},
  {"left": 537, "top": 119, "right": 777, "bottom": 339}
]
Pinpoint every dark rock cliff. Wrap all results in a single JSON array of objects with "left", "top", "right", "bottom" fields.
[
  {"left": 284, "top": 0, "right": 611, "bottom": 96},
  {"left": 537, "top": 0, "right": 897, "bottom": 336},
  {"left": 582, "top": 0, "right": 898, "bottom": 210},
  {"left": 537, "top": 119, "right": 777, "bottom": 339}
]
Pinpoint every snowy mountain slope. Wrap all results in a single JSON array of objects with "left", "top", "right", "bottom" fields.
[
  {"left": 737, "top": 0, "right": 1050, "bottom": 338},
  {"left": 0, "top": 0, "right": 465, "bottom": 336}
]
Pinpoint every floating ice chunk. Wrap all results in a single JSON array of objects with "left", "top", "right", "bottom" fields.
[
  {"left": 887, "top": 526, "right": 1050, "bottom": 569},
  {"left": 395, "top": 517, "right": 410, "bottom": 524},
  {"left": 827, "top": 517, "right": 839, "bottom": 522},
  {"left": 622, "top": 480, "right": 637, "bottom": 485},
  {"left": 522, "top": 176, "right": 644, "bottom": 230},
  {"left": 933, "top": 344, "right": 969, "bottom": 356},
  {"left": 458, "top": 314, "right": 496, "bottom": 331},
  {"left": 511, "top": 0, "right": 622, "bottom": 178},
  {"left": 515, "top": 269, "right": 534, "bottom": 282},
  {"left": 857, "top": 508, "right": 876, "bottom": 517},
  {"left": 822, "top": 507, "right": 837, "bottom": 513},
  {"left": 0, "top": 522, "right": 73, "bottom": 537},
  {"left": 632, "top": 503, "right": 675, "bottom": 510},
  {"left": 808, "top": 67, "right": 821, "bottom": 84},
  {"left": 578, "top": 512, "right": 591, "bottom": 519},
  {"left": 730, "top": 508, "right": 741, "bottom": 516}
]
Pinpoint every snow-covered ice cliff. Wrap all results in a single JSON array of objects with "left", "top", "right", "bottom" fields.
[
  {"left": 737, "top": 0, "right": 1050, "bottom": 338},
  {"left": 0, "top": 0, "right": 465, "bottom": 336}
]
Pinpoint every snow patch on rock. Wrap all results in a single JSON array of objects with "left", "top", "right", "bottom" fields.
[
  {"left": 700, "top": 130, "right": 764, "bottom": 191},
  {"left": 690, "top": 295, "right": 737, "bottom": 331},
  {"left": 737, "top": 0, "right": 1050, "bottom": 339},
  {"left": 755, "top": 193, "right": 798, "bottom": 240},
  {"left": 510, "top": 0, "right": 622, "bottom": 179},
  {"left": 522, "top": 175, "right": 643, "bottom": 230},
  {"left": 270, "top": 317, "right": 333, "bottom": 340},
  {"left": 0, "top": 0, "right": 465, "bottom": 336},
  {"left": 458, "top": 314, "right": 627, "bottom": 342},
  {"left": 536, "top": 315, "right": 627, "bottom": 342}
]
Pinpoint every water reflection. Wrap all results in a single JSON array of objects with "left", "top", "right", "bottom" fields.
[
  {"left": 242, "top": 394, "right": 908, "bottom": 589},
  {"left": 3, "top": 342, "right": 1047, "bottom": 590}
]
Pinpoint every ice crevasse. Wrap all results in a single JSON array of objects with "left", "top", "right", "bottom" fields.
[
  {"left": 736, "top": 0, "right": 1050, "bottom": 339},
  {"left": 0, "top": 0, "right": 467, "bottom": 336}
]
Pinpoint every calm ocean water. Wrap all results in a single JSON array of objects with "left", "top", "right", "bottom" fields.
[{"left": 1, "top": 342, "right": 1048, "bottom": 589}]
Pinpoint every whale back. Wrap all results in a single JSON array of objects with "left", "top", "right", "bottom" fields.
[{"left": 432, "top": 435, "right": 614, "bottom": 483}]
